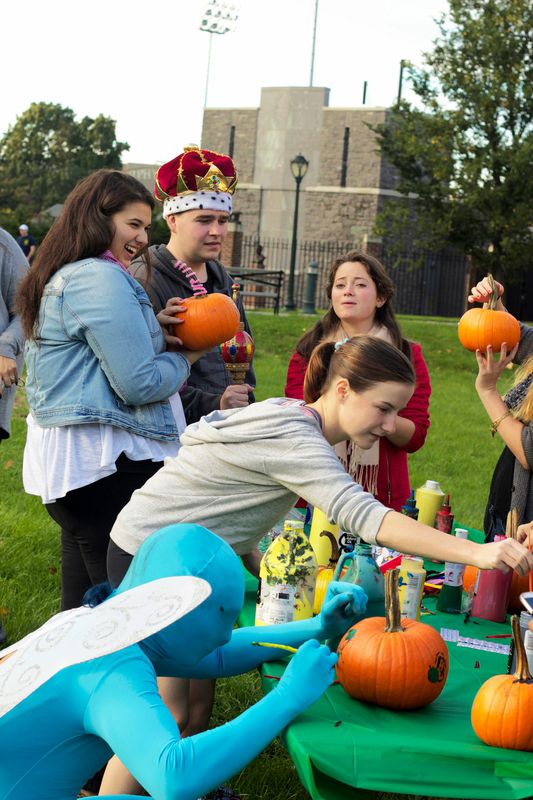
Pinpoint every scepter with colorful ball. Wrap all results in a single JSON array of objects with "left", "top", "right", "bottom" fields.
[{"left": 220, "top": 284, "right": 255, "bottom": 385}]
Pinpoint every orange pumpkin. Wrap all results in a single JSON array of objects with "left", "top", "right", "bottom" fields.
[
  {"left": 173, "top": 294, "right": 241, "bottom": 350},
  {"left": 471, "top": 615, "right": 533, "bottom": 750},
  {"left": 463, "top": 564, "right": 479, "bottom": 594},
  {"left": 336, "top": 569, "right": 449, "bottom": 710},
  {"left": 458, "top": 274, "right": 520, "bottom": 353},
  {"left": 313, "top": 531, "right": 340, "bottom": 614}
]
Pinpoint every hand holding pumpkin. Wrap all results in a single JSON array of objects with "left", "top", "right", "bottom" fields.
[
  {"left": 475, "top": 342, "right": 519, "bottom": 394},
  {"left": 319, "top": 581, "right": 368, "bottom": 637},
  {"left": 157, "top": 297, "right": 188, "bottom": 347},
  {"left": 468, "top": 276, "right": 505, "bottom": 308},
  {"left": 277, "top": 639, "right": 338, "bottom": 713}
]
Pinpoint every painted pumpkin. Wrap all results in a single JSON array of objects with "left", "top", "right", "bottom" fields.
[
  {"left": 173, "top": 294, "right": 241, "bottom": 350},
  {"left": 313, "top": 531, "right": 340, "bottom": 614},
  {"left": 336, "top": 568, "right": 449, "bottom": 710},
  {"left": 472, "top": 614, "right": 533, "bottom": 750},
  {"left": 458, "top": 274, "right": 520, "bottom": 354}
]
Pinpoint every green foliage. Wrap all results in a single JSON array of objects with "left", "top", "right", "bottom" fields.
[
  {"left": 373, "top": 0, "right": 533, "bottom": 282},
  {"left": 0, "top": 102, "right": 129, "bottom": 227}
]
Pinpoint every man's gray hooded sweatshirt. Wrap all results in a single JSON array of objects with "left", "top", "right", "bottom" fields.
[
  {"left": 111, "top": 399, "right": 391, "bottom": 557},
  {"left": 131, "top": 245, "right": 255, "bottom": 424}
]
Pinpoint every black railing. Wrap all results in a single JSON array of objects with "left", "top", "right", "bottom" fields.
[{"left": 238, "top": 235, "right": 469, "bottom": 317}]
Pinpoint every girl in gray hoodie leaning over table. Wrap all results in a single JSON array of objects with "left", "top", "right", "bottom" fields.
[
  {"left": 108, "top": 335, "right": 532, "bottom": 578},
  {"left": 102, "top": 335, "right": 533, "bottom": 796}
]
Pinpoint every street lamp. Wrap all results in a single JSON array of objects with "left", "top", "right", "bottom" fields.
[
  {"left": 286, "top": 153, "right": 309, "bottom": 311},
  {"left": 199, "top": 1, "right": 239, "bottom": 108}
]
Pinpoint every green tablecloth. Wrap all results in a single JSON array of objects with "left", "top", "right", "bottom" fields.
[{"left": 239, "top": 547, "right": 533, "bottom": 800}]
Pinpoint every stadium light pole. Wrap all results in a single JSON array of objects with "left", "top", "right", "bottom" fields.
[{"left": 199, "top": 1, "right": 239, "bottom": 108}]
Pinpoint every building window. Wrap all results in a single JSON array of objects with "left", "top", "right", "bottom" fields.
[
  {"left": 340, "top": 127, "right": 350, "bottom": 187},
  {"left": 229, "top": 125, "right": 236, "bottom": 158}
]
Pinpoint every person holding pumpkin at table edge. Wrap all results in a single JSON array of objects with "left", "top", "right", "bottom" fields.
[
  {"left": 100, "top": 334, "right": 533, "bottom": 796},
  {"left": 468, "top": 275, "right": 533, "bottom": 540},
  {"left": 285, "top": 249, "right": 431, "bottom": 511}
]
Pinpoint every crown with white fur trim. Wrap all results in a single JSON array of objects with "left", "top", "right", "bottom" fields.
[{"left": 156, "top": 144, "right": 237, "bottom": 218}]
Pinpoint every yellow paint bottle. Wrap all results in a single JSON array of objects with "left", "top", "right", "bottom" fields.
[
  {"left": 256, "top": 520, "right": 318, "bottom": 626},
  {"left": 309, "top": 507, "right": 340, "bottom": 567},
  {"left": 398, "top": 556, "right": 426, "bottom": 620},
  {"left": 415, "top": 480, "right": 445, "bottom": 527}
]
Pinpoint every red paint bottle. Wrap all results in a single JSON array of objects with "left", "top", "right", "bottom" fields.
[
  {"left": 471, "top": 535, "right": 513, "bottom": 623},
  {"left": 435, "top": 494, "right": 454, "bottom": 534}
]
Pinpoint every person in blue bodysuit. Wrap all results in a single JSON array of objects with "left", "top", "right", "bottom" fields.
[{"left": 0, "top": 523, "right": 366, "bottom": 800}]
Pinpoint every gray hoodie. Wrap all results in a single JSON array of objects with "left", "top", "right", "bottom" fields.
[
  {"left": 0, "top": 229, "right": 28, "bottom": 438},
  {"left": 111, "top": 399, "right": 391, "bottom": 556}
]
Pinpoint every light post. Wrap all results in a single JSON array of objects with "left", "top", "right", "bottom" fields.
[
  {"left": 286, "top": 153, "right": 309, "bottom": 311},
  {"left": 199, "top": 1, "right": 239, "bottom": 108}
]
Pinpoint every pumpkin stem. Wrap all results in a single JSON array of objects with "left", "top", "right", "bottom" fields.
[
  {"left": 512, "top": 614, "right": 533, "bottom": 682},
  {"left": 506, "top": 507, "right": 519, "bottom": 541},
  {"left": 319, "top": 530, "right": 340, "bottom": 565},
  {"left": 487, "top": 274, "right": 499, "bottom": 311},
  {"left": 384, "top": 568, "right": 404, "bottom": 633}
]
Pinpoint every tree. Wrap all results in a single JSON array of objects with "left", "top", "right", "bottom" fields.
[
  {"left": 373, "top": 0, "right": 533, "bottom": 283},
  {"left": 0, "top": 102, "right": 129, "bottom": 225}
]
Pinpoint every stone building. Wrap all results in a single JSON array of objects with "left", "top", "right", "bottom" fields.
[{"left": 201, "top": 86, "right": 400, "bottom": 244}]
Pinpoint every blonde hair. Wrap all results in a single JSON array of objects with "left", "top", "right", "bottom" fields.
[{"left": 511, "top": 355, "right": 533, "bottom": 423}]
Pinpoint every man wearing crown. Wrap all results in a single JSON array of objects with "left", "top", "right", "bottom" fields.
[{"left": 131, "top": 145, "right": 255, "bottom": 425}]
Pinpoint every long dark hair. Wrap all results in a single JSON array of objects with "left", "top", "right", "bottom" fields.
[
  {"left": 304, "top": 336, "right": 415, "bottom": 403},
  {"left": 296, "top": 250, "right": 412, "bottom": 362},
  {"left": 17, "top": 169, "right": 155, "bottom": 338}
]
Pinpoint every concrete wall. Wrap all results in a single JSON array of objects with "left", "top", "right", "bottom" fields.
[
  {"left": 201, "top": 88, "right": 401, "bottom": 244},
  {"left": 202, "top": 108, "right": 259, "bottom": 183}
]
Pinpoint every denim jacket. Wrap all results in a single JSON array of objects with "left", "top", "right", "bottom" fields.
[{"left": 25, "top": 257, "right": 190, "bottom": 440}]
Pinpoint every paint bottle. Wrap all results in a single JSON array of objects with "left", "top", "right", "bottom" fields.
[
  {"left": 309, "top": 507, "right": 340, "bottom": 567},
  {"left": 436, "top": 528, "right": 468, "bottom": 613},
  {"left": 401, "top": 490, "right": 419, "bottom": 520},
  {"left": 435, "top": 495, "right": 454, "bottom": 534},
  {"left": 398, "top": 556, "right": 426, "bottom": 620},
  {"left": 471, "top": 534, "right": 513, "bottom": 623},
  {"left": 333, "top": 541, "right": 386, "bottom": 617},
  {"left": 256, "top": 520, "right": 318, "bottom": 626},
  {"left": 415, "top": 480, "right": 445, "bottom": 527}
]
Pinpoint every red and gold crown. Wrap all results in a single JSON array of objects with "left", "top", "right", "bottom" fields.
[{"left": 156, "top": 144, "right": 237, "bottom": 218}]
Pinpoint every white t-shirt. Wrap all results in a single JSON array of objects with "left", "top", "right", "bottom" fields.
[{"left": 23, "top": 392, "right": 185, "bottom": 504}]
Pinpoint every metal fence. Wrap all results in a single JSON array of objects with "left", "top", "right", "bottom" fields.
[{"left": 240, "top": 235, "right": 469, "bottom": 317}]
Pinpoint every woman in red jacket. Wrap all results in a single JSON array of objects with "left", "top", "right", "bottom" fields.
[{"left": 285, "top": 250, "right": 431, "bottom": 511}]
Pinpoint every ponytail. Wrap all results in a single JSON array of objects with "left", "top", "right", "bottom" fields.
[
  {"left": 304, "top": 341, "right": 336, "bottom": 402},
  {"left": 304, "top": 335, "right": 415, "bottom": 403}
]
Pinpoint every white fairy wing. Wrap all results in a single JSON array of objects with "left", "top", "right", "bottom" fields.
[{"left": 0, "top": 576, "right": 211, "bottom": 717}]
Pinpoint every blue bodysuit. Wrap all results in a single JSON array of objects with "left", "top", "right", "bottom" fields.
[{"left": 0, "top": 524, "right": 366, "bottom": 800}]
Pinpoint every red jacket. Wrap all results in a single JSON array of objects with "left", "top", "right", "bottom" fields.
[{"left": 284, "top": 342, "right": 431, "bottom": 511}]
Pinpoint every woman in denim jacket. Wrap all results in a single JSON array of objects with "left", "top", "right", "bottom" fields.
[{"left": 16, "top": 170, "right": 201, "bottom": 612}]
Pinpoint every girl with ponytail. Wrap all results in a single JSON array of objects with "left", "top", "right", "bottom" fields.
[{"left": 108, "top": 335, "right": 532, "bottom": 588}]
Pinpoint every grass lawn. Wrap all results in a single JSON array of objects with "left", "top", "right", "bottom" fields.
[{"left": 0, "top": 311, "right": 517, "bottom": 799}]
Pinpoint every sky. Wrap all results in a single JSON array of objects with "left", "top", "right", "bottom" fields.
[{"left": 1, "top": 0, "right": 449, "bottom": 165}]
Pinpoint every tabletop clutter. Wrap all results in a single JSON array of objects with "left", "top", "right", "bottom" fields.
[{"left": 255, "top": 480, "right": 533, "bottom": 752}]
